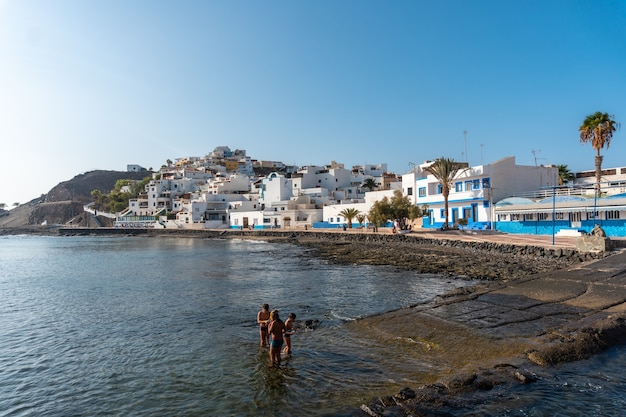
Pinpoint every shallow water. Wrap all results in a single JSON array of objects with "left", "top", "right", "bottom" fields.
[
  {"left": 0, "top": 235, "right": 624, "bottom": 416},
  {"left": 0, "top": 236, "right": 470, "bottom": 416}
]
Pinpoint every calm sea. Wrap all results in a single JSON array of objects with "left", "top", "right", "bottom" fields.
[{"left": 0, "top": 236, "right": 624, "bottom": 416}]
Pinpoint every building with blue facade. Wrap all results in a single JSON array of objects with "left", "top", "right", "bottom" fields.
[
  {"left": 402, "top": 156, "right": 558, "bottom": 230},
  {"left": 494, "top": 189, "right": 626, "bottom": 238}
]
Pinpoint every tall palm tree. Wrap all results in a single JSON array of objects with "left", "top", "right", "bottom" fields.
[
  {"left": 339, "top": 207, "right": 360, "bottom": 229},
  {"left": 557, "top": 164, "right": 575, "bottom": 186},
  {"left": 424, "top": 157, "right": 466, "bottom": 229},
  {"left": 579, "top": 112, "right": 619, "bottom": 196}
]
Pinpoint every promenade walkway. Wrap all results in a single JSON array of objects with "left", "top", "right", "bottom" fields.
[{"left": 417, "top": 229, "right": 580, "bottom": 248}]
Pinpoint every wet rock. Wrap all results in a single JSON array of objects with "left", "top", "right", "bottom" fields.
[
  {"left": 394, "top": 387, "right": 416, "bottom": 401},
  {"left": 294, "top": 319, "right": 320, "bottom": 331},
  {"left": 513, "top": 370, "right": 537, "bottom": 383}
]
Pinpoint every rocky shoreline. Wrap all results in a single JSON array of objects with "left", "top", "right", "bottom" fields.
[
  {"left": 51, "top": 227, "right": 611, "bottom": 280},
  {"left": 4, "top": 227, "right": 626, "bottom": 415}
]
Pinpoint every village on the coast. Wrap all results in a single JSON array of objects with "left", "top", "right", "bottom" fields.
[
  {"left": 69, "top": 112, "right": 620, "bottom": 240},
  {"left": 101, "top": 119, "right": 625, "bottom": 239}
]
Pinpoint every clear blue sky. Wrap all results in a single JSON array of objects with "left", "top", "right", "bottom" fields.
[{"left": 1, "top": 0, "right": 625, "bottom": 207}]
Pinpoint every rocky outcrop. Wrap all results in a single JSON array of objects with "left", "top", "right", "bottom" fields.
[{"left": 46, "top": 170, "right": 152, "bottom": 205}]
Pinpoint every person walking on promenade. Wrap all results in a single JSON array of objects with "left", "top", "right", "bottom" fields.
[
  {"left": 268, "top": 310, "right": 286, "bottom": 367},
  {"left": 257, "top": 303, "right": 271, "bottom": 347},
  {"left": 283, "top": 312, "right": 296, "bottom": 355}
]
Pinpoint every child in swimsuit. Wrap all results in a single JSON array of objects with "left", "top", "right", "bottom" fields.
[
  {"left": 268, "top": 310, "right": 286, "bottom": 366},
  {"left": 283, "top": 312, "right": 296, "bottom": 354},
  {"left": 257, "top": 304, "right": 270, "bottom": 347}
]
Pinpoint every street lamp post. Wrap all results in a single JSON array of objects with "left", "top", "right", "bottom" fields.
[{"left": 540, "top": 185, "right": 559, "bottom": 246}]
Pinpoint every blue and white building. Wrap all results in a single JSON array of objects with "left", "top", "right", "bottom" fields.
[
  {"left": 403, "top": 156, "right": 559, "bottom": 229},
  {"left": 494, "top": 166, "right": 626, "bottom": 237}
]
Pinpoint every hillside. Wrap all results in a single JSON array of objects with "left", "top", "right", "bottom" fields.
[
  {"left": 46, "top": 170, "right": 152, "bottom": 204},
  {"left": 0, "top": 170, "right": 152, "bottom": 230}
]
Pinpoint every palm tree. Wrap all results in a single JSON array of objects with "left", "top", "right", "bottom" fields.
[
  {"left": 557, "top": 164, "right": 575, "bottom": 186},
  {"left": 579, "top": 112, "right": 619, "bottom": 196},
  {"left": 339, "top": 207, "right": 360, "bottom": 229},
  {"left": 423, "top": 157, "right": 466, "bottom": 229},
  {"left": 362, "top": 178, "right": 378, "bottom": 192},
  {"left": 356, "top": 214, "right": 367, "bottom": 228}
]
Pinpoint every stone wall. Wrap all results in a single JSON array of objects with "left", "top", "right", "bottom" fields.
[{"left": 57, "top": 228, "right": 610, "bottom": 263}]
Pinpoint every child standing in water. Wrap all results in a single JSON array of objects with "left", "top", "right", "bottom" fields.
[
  {"left": 283, "top": 313, "right": 296, "bottom": 354},
  {"left": 268, "top": 310, "right": 286, "bottom": 367},
  {"left": 257, "top": 304, "right": 270, "bottom": 347}
]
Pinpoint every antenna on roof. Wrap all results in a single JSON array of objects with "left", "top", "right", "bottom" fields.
[{"left": 531, "top": 149, "right": 547, "bottom": 166}]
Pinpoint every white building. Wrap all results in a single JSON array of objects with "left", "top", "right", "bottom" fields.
[
  {"left": 403, "top": 156, "right": 558, "bottom": 229},
  {"left": 574, "top": 166, "right": 626, "bottom": 194},
  {"left": 127, "top": 164, "right": 145, "bottom": 172},
  {"left": 321, "top": 189, "right": 396, "bottom": 228}
]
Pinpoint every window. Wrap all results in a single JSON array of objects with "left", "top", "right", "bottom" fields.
[
  {"left": 587, "top": 211, "right": 598, "bottom": 220},
  {"left": 472, "top": 180, "right": 480, "bottom": 190},
  {"left": 524, "top": 213, "right": 535, "bottom": 221},
  {"left": 419, "top": 187, "right": 426, "bottom": 197},
  {"left": 555, "top": 212, "right": 565, "bottom": 220},
  {"left": 606, "top": 210, "right": 620, "bottom": 219},
  {"left": 440, "top": 208, "right": 445, "bottom": 218},
  {"left": 482, "top": 178, "right": 490, "bottom": 188},
  {"left": 571, "top": 212, "right": 582, "bottom": 222},
  {"left": 511, "top": 213, "right": 521, "bottom": 221},
  {"left": 455, "top": 182, "right": 463, "bottom": 192},
  {"left": 407, "top": 187, "right": 413, "bottom": 196},
  {"left": 538, "top": 213, "right": 549, "bottom": 221},
  {"left": 483, "top": 201, "right": 490, "bottom": 208},
  {"left": 437, "top": 184, "right": 442, "bottom": 194}
]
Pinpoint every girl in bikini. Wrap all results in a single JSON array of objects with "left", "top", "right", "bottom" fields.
[{"left": 268, "top": 310, "right": 286, "bottom": 367}]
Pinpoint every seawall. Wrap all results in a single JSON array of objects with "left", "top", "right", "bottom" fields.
[{"left": 56, "top": 227, "right": 610, "bottom": 263}]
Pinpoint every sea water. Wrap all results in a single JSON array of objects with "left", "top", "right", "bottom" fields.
[{"left": 0, "top": 235, "right": 624, "bottom": 416}]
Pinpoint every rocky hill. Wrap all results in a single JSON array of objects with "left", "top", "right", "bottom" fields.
[
  {"left": 0, "top": 170, "right": 152, "bottom": 230},
  {"left": 45, "top": 170, "right": 152, "bottom": 205}
]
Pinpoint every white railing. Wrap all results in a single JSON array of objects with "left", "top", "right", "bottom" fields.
[{"left": 83, "top": 204, "right": 117, "bottom": 219}]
